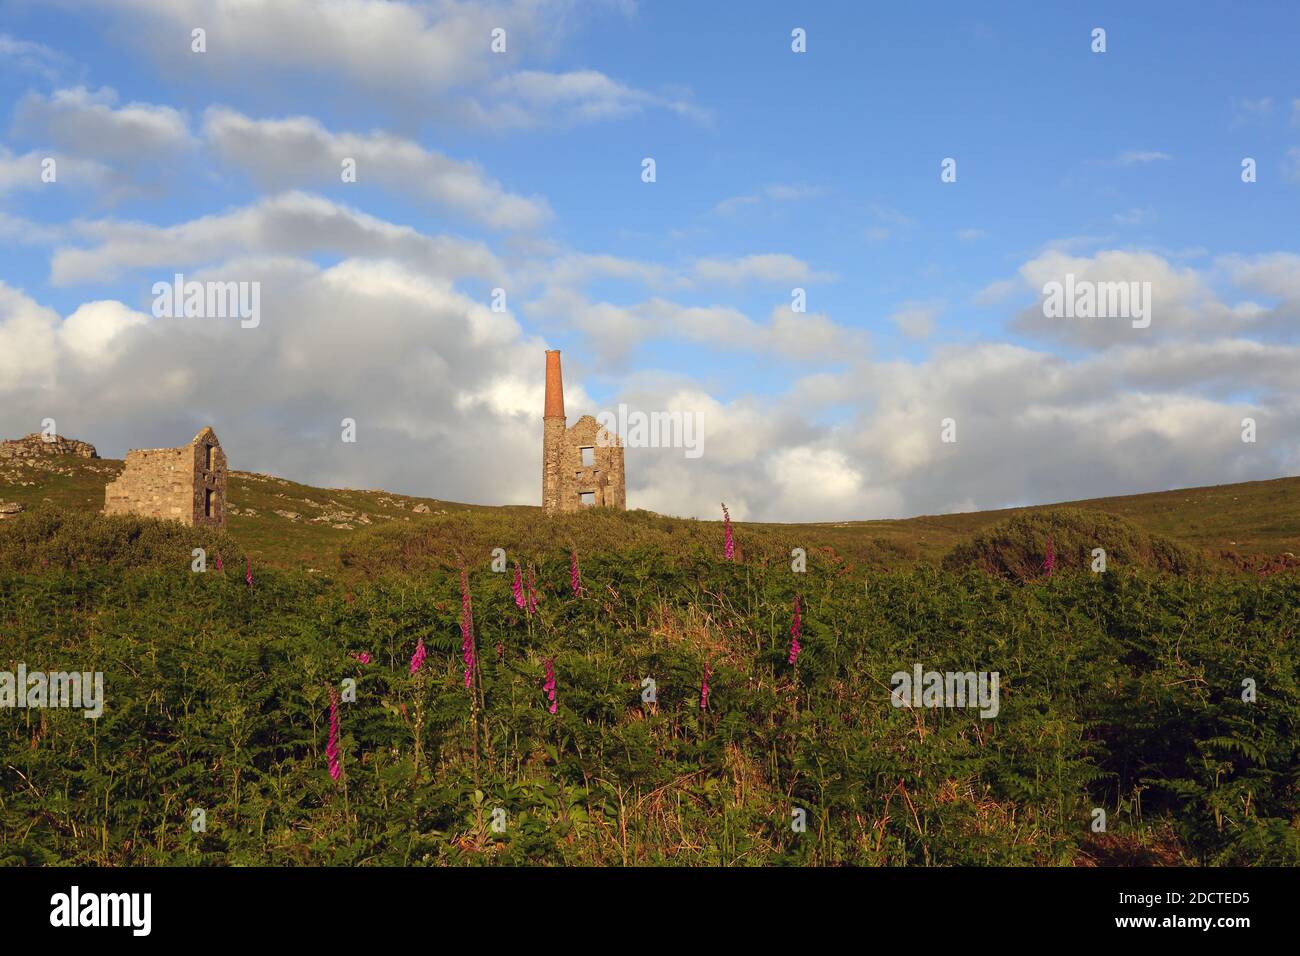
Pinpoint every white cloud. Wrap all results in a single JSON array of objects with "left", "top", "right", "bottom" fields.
[
  {"left": 14, "top": 86, "right": 193, "bottom": 159},
  {"left": 1010, "top": 248, "right": 1233, "bottom": 347},
  {"left": 0, "top": 33, "right": 66, "bottom": 79},
  {"left": 60, "top": 300, "right": 150, "bottom": 365},
  {"left": 0, "top": 259, "right": 551, "bottom": 505},
  {"left": 713, "top": 183, "right": 822, "bottom": 216},
  {"left": 0, "top": 146, "right": 109, "bottom": 195},
  {"left": 1116, "top": 150, "right": 1172, "bottom": 166},
  {"left": 475, "top": 69, "right": 710, "bottom": 128},
  {"left": 973, "top": 278, "right": 1017, "bottom": 305},
  {"left": 888, "top": 301, "right": 942, "bottom": 339},
  {"left": 693, "top": 253, "right": 833, "bottom": 285},
  {"left": 203, "top": 108, "right": 549, "bottom": 230},
  {"left": 72, "top": 0, "right": 700, "bottom": 131},
  {"left": 51, "top": 192, "right": 503, "bottom": 285},
  {"left": 532, "top": 290, "right": 863, "bottom": 365}
]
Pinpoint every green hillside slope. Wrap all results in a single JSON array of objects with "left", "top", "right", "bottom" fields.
[{"left": 3, "top": 448, "right": 1297, "bottom": 570}]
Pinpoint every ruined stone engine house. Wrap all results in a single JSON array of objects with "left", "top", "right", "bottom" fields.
[
  {"left": 103, "top": 426, "right": 228, "bottom": 529},
  {"left": 541, "top": 350, "right": 625, "bottom": 515}
]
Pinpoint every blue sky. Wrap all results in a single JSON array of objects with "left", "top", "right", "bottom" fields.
[{"left": 1, "top": 1, "right": 1298, "bottom": 520}]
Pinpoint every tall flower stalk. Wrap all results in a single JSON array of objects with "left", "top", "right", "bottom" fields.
[
  {"left": 460, "top": 565, "right": 482, "bottom": 772},
  {"left": 245, "top": 557, "right": 253, "bottom": 587},
  {"left": 460, "top": 568, "right": 477, "bottom": 688},
  {"left": 512, "top": 565, "right": 526, "bottom": 609},
  {"left": 721, "top": 503, "right": 734, "bottom": 561},
  {"left": 543, "top": 658, "right": 557, "bottom": 715},
  {"left": 570, "top": 550, "right": 582, "bottom": 598},
  {"left": 788, "top": 595, "right": 802, "bottom": 665},
  {"left": 326, "top": 688, "right": 342, "bottom": 782},
  {"left": 700, "top": 663, "right": 711, "bottom": 710},
  {"left": 409, "top": 637, "right": 426, "bottom": 674},
  {"left": 526, "top": 565, "right": 541, "bottom": 615},
  {"left": 1043, "top": 536, "right": 1056, "bottom": 576}
]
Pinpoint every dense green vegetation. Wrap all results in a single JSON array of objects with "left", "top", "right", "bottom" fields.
[{"left": 1, "top": 506, "right": 1296, "bottom": 866}]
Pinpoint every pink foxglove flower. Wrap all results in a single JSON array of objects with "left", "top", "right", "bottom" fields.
[
  {"left": 215, "top": 554, "right": 223, "bottom": 572},
  {"left": 409, "top": 637, "right": 426, "bottom": 674},
  {"left": 526, "top": 565, "right": 540, "bottom": 615},
  {"left": 788, "top": 595, "right": 802, "bottom": 665},
  {"left": 1043, "top": 536, "right": 1056, "bottom": 576},
  {"left": 543, "top": 658, "right": 557, "bottom": 714},
  {"left": 570, "top": 550, "right": 582, "bottom": 597},
  {"left": 245, "top": 557, "right": 253, "bottom": 586},
  {"left": 460, "top": 568, "right": 476, "bottom": 689},
  {"left": 701, "top": 663, "right": 711, "bottom": 710},
  {"left": 512, "top": 565, "right": 526, "bottom": 609},
  {"left": 721, "top": 503, "right": 734, "bottom": 561},
  {"left": 353, "top": 651, "right": 372, "bottom": 664},
  {"left": 326, "top": 688, "right": 342, "bottom": 782}
]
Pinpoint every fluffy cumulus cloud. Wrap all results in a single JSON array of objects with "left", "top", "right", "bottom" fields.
[
  {"left": 1008, "top": 249, "right": 1267, "bottom": 348},
  {"left": 202, "top": 109, "right": 550, "bottom": 230},
  {"left": 0, "top": 146, "right": 110, "bottom": 196},
  {"left": 13, "top": 87, "right": 193, "bottom": 159},
  {"left": 526, "top": 288, "right": 863, "bottom": 366},
  {"left": 51, "top": 192, "right": 503, "bottom": 285},
  {"left": 70, "top": 0, "right": 699, "bottom": 130},
  {"left": 3, "top": 233, "right": 1299, "bottom": 520},
  {"left": 0, "top": 258, "right": 557, "bottom": 505}
]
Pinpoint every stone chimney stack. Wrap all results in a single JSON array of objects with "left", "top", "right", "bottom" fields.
[{"left": 542, "top": 350, "right": 566, "bottom": 514}]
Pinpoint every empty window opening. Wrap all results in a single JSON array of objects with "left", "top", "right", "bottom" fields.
[
  {"left": 205, "top": 488, "right": 216, "bottom": 518},
  {"left": 206, "top": 444, "right": 215, "bottom": 470},
  {"left": 579, "top": 491, "right": 596, "bottom": 507},
  {"left": 580, "top": 446, "right": 595, "bottom": 467}
]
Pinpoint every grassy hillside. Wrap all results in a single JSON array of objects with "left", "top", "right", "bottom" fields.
[{"left": 3, "top": 449, "right": 1299, "bottom": 571}]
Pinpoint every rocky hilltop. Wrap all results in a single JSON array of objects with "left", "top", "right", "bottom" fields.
[{"left": 0, "top": 433, "right": 99, "bottom": 460}]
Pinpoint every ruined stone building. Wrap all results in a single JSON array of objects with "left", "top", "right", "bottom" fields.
[
  {"left": 541, "top": 350, "right": 625, "bottom": 515},
  {"left": 103, "top": 426, "right": 228, "bottom": 529}
]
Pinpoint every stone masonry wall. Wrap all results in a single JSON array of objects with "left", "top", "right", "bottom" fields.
[
  {"left": 103, "top": 427, "right": 227, "bottom": 528},
  {"left": 562, "top": 415, "right": 625, "bottom": 511}
]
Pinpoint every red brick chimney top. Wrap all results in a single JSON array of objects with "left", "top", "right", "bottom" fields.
[{"left": 544, "top": 350, "right": 565, "bottom": 419}]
